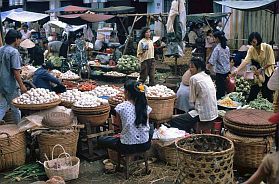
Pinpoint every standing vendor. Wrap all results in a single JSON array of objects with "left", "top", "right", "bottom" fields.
[
  {"left": 32, "top": 62, "right": 66, "bottom": 93},
  {"left": 0, "top": 30, "right": 27, "bottom": 124},
  {"left": 232, "top": 32, "right": 275, "bottom": 102},
  {"left": 137, "top": 27, "right": 155, "bottom": 86}
]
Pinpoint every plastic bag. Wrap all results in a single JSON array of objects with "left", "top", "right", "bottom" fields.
[
  {"left": 153, "top": 125, "right": 187, "bottom": 142},
  {"left": 226, "top": 75, "right": 236, "bottom": 93}
]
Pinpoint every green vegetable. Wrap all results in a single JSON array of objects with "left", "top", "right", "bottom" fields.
[
  {"left": 248, "top": 97, "right": 274, "bottom": 111},
  {"left": 117, "top": 55, "right": 140, "bottom": 73}
]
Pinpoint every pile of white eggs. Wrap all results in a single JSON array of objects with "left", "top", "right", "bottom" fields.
[
  {"left": 60, "top": 89, "right": 83, "bottom": 103},
  {"left": 85, "top": 85, "right": 120, "bottom": 97},
  {"left": 74, "top": 95, "right": 109, "bottom": 108},
  {"left": 146, "top": 85, "right": 175, "bottom": 98},
  {"left": 61, "top": 71, "right": 79, "bottom": 80},
  {"left": 14, "top": 88, "right": 60, "bottom": 104}
]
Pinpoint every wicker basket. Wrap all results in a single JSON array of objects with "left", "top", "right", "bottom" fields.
[
  {"left": 274, "top": 90, "right": 279, "bottom": 113},
  {"left": 37, "top": 129, "right": 79, "bottom": 162},
  {"left": 224, "top": 130, "right": 273, "bottom": 170},
  {"left": 147, "top": 96, "right": 176, "bottom": 121},
  {"left": 42, "top": 112, "right": 73, "bottom": 129},
  {"left": 0, "top": 125, "right": 26, "bottom": 171},
  {"left": 12, "top": 99, "right": 61, "bottom": 110},
  {"left": 76, "top": 111, "right": 110, "bottom": 126},
  {"left": 60, "top": 101, "right": 74, "bottom": 108},
  {"left": 44, "top": 144, "right": 80, "bottom": 181},
  {"left": 72, "top": 104, "right": 111, "bottom": 115},
  {"left": 175, "top": 134, "right": 234, "bottom": 184},
  {"left": 155, "top": 141, "right": 178, "bottom": 166},
  {"left": 164, "top": 47, "right": 192, "bottom": 66}
]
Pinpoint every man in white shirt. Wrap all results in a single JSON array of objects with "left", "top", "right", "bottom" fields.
[{"left": 20, "top": 24, "right": 31, "bottom": 40}]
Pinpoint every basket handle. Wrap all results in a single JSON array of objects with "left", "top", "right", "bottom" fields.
[
  {"left": 51, "top": 144, "right": 67, "bottom": 160},
  {"left": 57, "top": 152, "right": 73, "bottom": 167},
  {"left": 0, "top": 132, "right": 11, "bottom": 145}
]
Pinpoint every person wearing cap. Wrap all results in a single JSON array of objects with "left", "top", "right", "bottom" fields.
[
  {"left": 32, "top": 62, "right": 66, "bottom": 93},
  {"left": 175, "top": 69, "right": 194, "bottom": 114},
  {"left": 20, "top": 24, "right": 31, "bottom": 40},
  {"left": 0, "top": 29, "right": 27, "bottom": 124}
]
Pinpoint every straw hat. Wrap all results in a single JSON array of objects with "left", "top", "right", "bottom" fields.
[
  {"left": 182, "top": 69, "right": 192, "bottom": 86},
  {"left": 20, "top": 39, "right": 35, "bottom": 48}
]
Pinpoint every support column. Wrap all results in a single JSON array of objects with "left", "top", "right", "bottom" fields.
[{"left": 49, "top": 0, "right": 60, "bottom": 20}]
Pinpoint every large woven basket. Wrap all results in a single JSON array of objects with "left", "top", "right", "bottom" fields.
[
  {"left": 12, "top": 99, "right": 61, "bottom": 110},
  {"left": 76, "top": 111, "right": 110, "bottom": 126},
  {"left": 42, "top": 112, "right": 73, "bottom": 129},
  {"left": 175, "top": 134, "right": 234, "bottom": 184},
  {"left": 224, "top": 130, "right": 272, "bottom": 170},
  {"left": 0, "top": 124, "right": 26, "bottom": 171},
  {"left": 37, "top": 129, "right": 79, "bottom": 162},
  {"left": 223, "top": 109, "right": 276, "bottom": 137},
  {"left": 72, "top": 104, "right": 111, "bottom": 115},
  {"left": 147, "top": 96, "right": 176, "bottom": 121}
]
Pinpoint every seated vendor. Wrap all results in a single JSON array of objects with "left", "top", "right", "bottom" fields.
[
  {"left": 98, "top": 80, "right": 153, "bottom": 154},
  {"left": 32, "top": 62, "right": 66, "bottom": 93},
  {"left": 170, "top": 57, "right": 218, "bottom": 133}
]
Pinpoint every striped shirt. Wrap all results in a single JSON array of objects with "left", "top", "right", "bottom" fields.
[
  {"left": 209, "top": 43, "right": 230, "bottom": 74},
  {"left": 189, "top": 71, "right": 218, "bottom": 121}
]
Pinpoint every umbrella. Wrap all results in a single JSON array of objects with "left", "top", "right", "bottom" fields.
[
  {"left": 46, "top": 5, "right": 89, "bottom": 13},
  {"left": 5, "top": 11, "right": 49, "bottom": 22},
  {"left": 58, "top": 13, "right": 114, "bottom": 25}
]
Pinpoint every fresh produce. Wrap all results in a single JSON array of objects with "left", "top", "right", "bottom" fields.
[
  {"left": 117, "top": 55, "right": 140, "bottom": 72},
  {"left": 60, "top": 89, "right": 83, "bottom": 103},
  {"left": 146, "top": 85, "right": 175, "bottom": 98},
  {"left": 227, "top": 92, "right": 246, "bottom": 104},
  {"left": 104, "top": 71, "right": 126, "bottom": 77},
  {"left": 86, "top": 85, "right": 121, "bottom": 97},
  {"left": 50, "top": 69, "right": 62, "bottom": 78},
  {"left": 48, "top": 56, "right": 63, "bottom": 67},
  {"left": 218, "top": 97, "right": 239, "bottom": 108},
  {"left": 155, "top": 72, "right": 172, "bottom": 81},
  {"left": 127, "top": 72, "right": 140, "bottom": 78},
  {"left": 109, "top": 93, "right": 125, "bottom": 105},
  {"left": 4, "top": 163, "right": 45, "bottom": 182},
  {"left": 74, "top": 95, "right": 109, "bottom": 107},
  {"left": 78, "top": 82, "right": 96, "bottom": 91},
  {"left": 13, "top": 88, "right": 60, "bottom": 104},
  {"left": 62, "top": 80, "right": 78, "bottom": 89},
  {"left": 248, "top": 97, "right": 274, "bottom": 111},
  {"left": 235, "top": 76, "right": 251, "bottom": 96},
  {"left": 61, "top": 70, "right": 80, "bottom": 80}
]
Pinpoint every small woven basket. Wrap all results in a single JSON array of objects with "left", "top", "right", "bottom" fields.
[
  {"left": 44, "top": 144, "right": 80, "bottom": 181},
  {"left": 147, "top": 96, "right": 176, "bottom": 121},
  {"left": 175, "top": 134, "right": 235, "bottom": 184},
  {"left": 156, "top": 141, "right": 178, "bottom": 166},
  {"left": 224, "top": 130, "right": 273, "bottom": 170}
]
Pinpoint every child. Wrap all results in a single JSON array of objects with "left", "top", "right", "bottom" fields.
[
  {"left": 205, "top": 30, "right": 214, "bottom": 62},
  {"left": 98, "top": 80, "right": 153, "bottom": 154}
]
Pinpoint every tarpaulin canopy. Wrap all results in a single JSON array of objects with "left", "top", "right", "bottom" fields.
[
  {"left": 215, "top": 0, "right": 277, "bottom": 11},
  {"left": 187, "top": 12, "right": 231, "bottom": 23},
  {"left": 58, "top": 13, "right": 114, "bottom": 25},
  {"left": 5, "top": 11, "right": 49, "bottom": 22},
  {"left": 47, "top": 20, "right": 87, "bottom": 31},
  {"left": 91, "top": 6, "right": 135, "bottom": 14},
  {"left": 1, "top": 8, "right": 23, "bottom": 22},
  {"left": 46, "top": 5, "right": 89, "bottom": 13}
]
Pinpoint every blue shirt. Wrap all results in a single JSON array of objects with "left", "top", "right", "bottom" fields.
[
  {"left": 0, "top": 45, "right": 22, "bottom": 94},
  {"left": 33, "top": 67, "right": 61, "bottom": 90},
  {"left": 209, "top": 43, "right": 230, "bottom": 74}
]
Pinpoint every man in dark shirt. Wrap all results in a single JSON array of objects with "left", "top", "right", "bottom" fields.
[{"left": 33, "top": 62, "right": 66, "bottom": 93}]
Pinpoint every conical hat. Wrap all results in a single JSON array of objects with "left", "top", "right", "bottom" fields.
[{"left": 20, "top": 39, "right": 35, "bottom": 48}]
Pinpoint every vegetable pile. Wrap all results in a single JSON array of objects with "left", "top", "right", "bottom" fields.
[
  {"left": 4, "top": 163, "right": 45, "bottom": 182},
  {"left": 146, "top": 85, "right": 176, "bottom": 98},
  {"left": 61, "top": 71, "right": 80, "bottom": 80},
  {"left": 117, "top": 55, "right": 140, "bottom": 73},
  {"left": 13, "top": 88, "right": 60, "bottom": 104},
  {"left": 48, "top": 56, "right": 63, "bottom": 67},
  {"left": 104, "top": 71, "right": 126, "bottom": 77},
  {"left": 227, "top": 92, "right": 246, "bottom": 104},
  {"left": 78, "top": 82, "right": 96, "bottom": 91},
  {"left": 248, "top": 97, "right": 274, "bottom": 111},
  {"left": 60, "top": 89, "right": 83, "bottom": 103},
  {"left": 235, "top": 76, "right": 251, "bottom": 96}
]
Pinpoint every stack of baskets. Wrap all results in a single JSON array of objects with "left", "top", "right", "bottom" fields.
[
  {"left": 175, "top": 134, "right": 235, "bottom": 184},
  {"left": 147, "top": 95, "right": 176, "bottom": 123},
  {"left": 37, "top": 112, "right": 79, "bottom": 161},
  {"left": 72, "top": 104, "right": 110, "bottom": 126},
  {"left": 0, "top": 124, "right": 26, "bottom": 171},
  {"left": 223, "top": 109, "right": 276, "bottom": 170}
]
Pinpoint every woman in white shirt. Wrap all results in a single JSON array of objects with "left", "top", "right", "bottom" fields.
[
  {"left": 170, "top": 57, "right": 218, "bottom": 132},
  {"left": 98, "top": 80, "right": 153, "bottom": 154}
]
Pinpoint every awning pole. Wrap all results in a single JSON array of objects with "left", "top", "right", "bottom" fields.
[{"left": 272, "top": 3, "right": 277, "bottom": 48}]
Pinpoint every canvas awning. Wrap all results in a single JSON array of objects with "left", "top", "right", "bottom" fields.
[
  {"left": 1, "top": 8, "right": 23, "bottom": 22},
  {"left": 58, "top": 13, "right": 114, "bottom": 25},
  {"left": 5, "top": 11, "right": 49, "bottom": 22},
  {"left": 91, "top": 6, "right": 135, "bottom": 14},
  {"left": 187, "top": 12, "right": 231, "bottom": 23},
  {"left": 215, "top": 0, "right": 277, "bottom": 11},
  {"left": 46, "top": 5, "right": 89, "bottom": 13}
]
